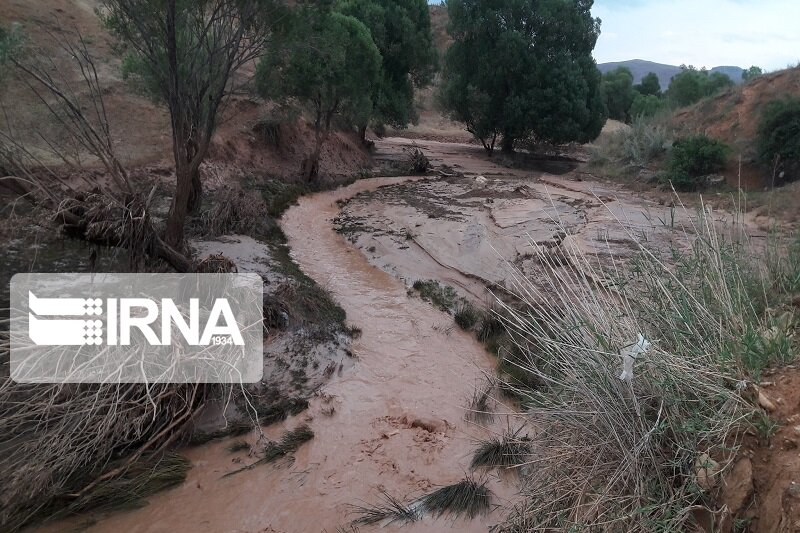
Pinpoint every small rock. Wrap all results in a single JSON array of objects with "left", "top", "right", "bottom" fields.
[
  {"left": 408, "top": 417, "right": 445, "bottom": 434},
  {"left": 758, "top": 390, "right": 777, "bottom": 412},
  {"left": 695, "top": 453, "right": 721, "bottom": 491},
  {"left": 720, "top": 458, "right": 754, "bottom": 516}
]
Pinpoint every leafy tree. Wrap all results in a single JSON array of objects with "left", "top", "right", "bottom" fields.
[
  {"left": 256, "top": 7, "right": 381, "bottom": 181},
  {"left": 757, "top": 97, "right": 800, "bottom": 183},
  {"left": 101, "top": 0, "right": 273, "bottom": 248},
  {"left": 667, "top": 66, "right": 708, "bottom": 107},
  {"left": 601, "top": 66, "right": 635, "bottom": 121},
  {"left": 665, "top": 134, "right": 728, "bottom": 191},
  {"left": 439, "top": 0, "right": 605, "bottom": 155},
  {"left": 668, "top": 66, "right": 735, "bottom": 108},
  {"left": 630, "top": 93, "right": 665, "bottom": 119},
  {"left": 742, "top": 65, "right": 763, "bottom": 81},
  {"left": 336, "top": 0, "right": 437, "bottom": 139},
  {"left": 706, "top": 71, "right": 735, "bottom": 94},
  {"left": 635, "top": 72, "right": 661, "bottom": 97}
]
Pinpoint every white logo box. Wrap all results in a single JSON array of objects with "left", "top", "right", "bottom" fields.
[{"left": 10, "top": 273, "right": 264, "bottom": 384}]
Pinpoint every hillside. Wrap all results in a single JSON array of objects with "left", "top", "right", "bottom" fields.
[
  {"left": 672, "top": 66, "right": 800, "bottom": 162},
  {"left": 0, "top": 0, "right": 370, "bottom": 182},
  {"left": 597, "top": 60, "right": 744, "bottom": 88}
]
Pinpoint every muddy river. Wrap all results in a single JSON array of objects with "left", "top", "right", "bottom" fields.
[{"left": 49, "top": 137, "right": 709, "bottom": 532}]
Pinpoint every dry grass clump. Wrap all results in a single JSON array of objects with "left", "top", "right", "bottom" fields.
[
  {"left": 223, "top": 424, "right": 314, "bottom": 477},
  {"left": 350, "top": 477, "right": 492, "bottom": 526},
  {"left": 495, "top": 203, "right": 798, "bottom": 531},
  {"left": 350, "top": 491, "right": 420, "bottom": 526},
  {"left": 0, "top": 373, "right": 208, "bottom": 531},
  {"left": 197, "top": 186, "right": 268, "bottom": 237},
  {"left": 418, "top": 478, "right": 492, "bottom": 519},
  {"left": 470, "top": 431, "right": 531, "bottom": 470}
]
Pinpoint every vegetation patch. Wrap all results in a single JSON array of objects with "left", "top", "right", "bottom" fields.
[
  {"left": 496, "top": 210, "right": 798, "bottom": 531},
  {"left": 470, "top": 432, "right": 532, "bottom": 470},
  {"left": 664, "top": 134, "right": 729, "bottom": 190},
  {"left": 223, "top": 424, "right": 314, "bottom": 477},
  {"left": 418, "top": 478, "right": 493, "bottom": 519},
  {"left": 411, "top": 279, "right": 458, "bottom": 312},
  {"left": 350, "top": 492, "right": 420, "bottom": 526}
]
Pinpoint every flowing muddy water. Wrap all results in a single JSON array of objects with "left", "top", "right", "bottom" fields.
[
  {"left": 62, "top": 174, "right": 515, "bottom": 533},
  {"left": 45, "top": 137, "right": 720, "bottom": 533}
]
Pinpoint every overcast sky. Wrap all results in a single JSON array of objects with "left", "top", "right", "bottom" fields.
[
  {"left": 430, "top": 0, "right": 800, "bottom": 71},
  {"left": 593, "top": 0, "right": 800, "bottom": 70}
]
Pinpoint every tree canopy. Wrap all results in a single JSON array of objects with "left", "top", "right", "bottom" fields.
[
  {"left": 601, "top": 66, "right": 635, "bottom": 121},
  {"left": 256, "top": 6, "right": 381, "bottom": 180},
  {"left": 667, "top": 66, "right": 734, "bottom": 108},
  {"left": 102, "top": 0, "right": 274, "bottom": 247},
  {"left": 439, "top": 0, "right": 605, "bottom": 155},
  {"left": 635, "top": 72, "right": 661, "bottom": 97},
  {"left": 336, "top": 0, "right": 437, "bottom": 135},
  {"left": 742, "top": 65, "right": 764, "bottom": 82}
]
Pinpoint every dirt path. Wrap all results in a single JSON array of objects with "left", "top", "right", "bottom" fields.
[{"left": 56, "top": 173, "right": 513, "bottom": 533}]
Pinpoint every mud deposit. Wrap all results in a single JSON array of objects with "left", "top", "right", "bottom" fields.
[{"left": 337, "top": 138, "right": 700, "bottom": 304}]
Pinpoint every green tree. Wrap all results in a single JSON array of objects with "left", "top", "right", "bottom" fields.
[
  {"left": 336, "top": 0, "right": 437, "bottom": 139},
  {"left": 256, "top": 7, "right": 381, "bottom": 181},
  {"left": 635, "top": 72, "right": 661, "bottom": 97},
  {"left": 667, "top": 66, "right": 708, "bottom": 107},
  {"left": 439, "top": 0, "right": 605, "bottom": 155},
  {"left": 630, "top": 93, "right": 665, "bottom": 119},
  {"left": 706, "top": 71, "right": 735, "bottom": 94},
  {"left": 102, "top": 0, "right": 273, "bottom": 248},
  {"left": 742, "top": 65, "right": 764, "bottom": 82},
  {"left": 757, "top": 98, "right": 800, "bottom": 183},
  {"left": 601, "top": 66, "right": 635, "bottom": 121},
  {"left": 668, "top": 66, "right": 735, "bottom": 108},
  {"left": 665, "top": 134, "right": 728, "bottom": 191}
]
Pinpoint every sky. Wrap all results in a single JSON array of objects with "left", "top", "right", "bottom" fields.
[
  {"left": 429, "top": 1, "right": 800, "bottom": 71},
  {"left": 592, "top": 0, "right": 800, "bottom": 70}
]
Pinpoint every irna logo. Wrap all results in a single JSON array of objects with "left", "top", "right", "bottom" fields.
[
  {"left": 28, "top": 293, "right": 244, "bottom": 347},
  {"left": 11, "top": 273, "right": 263, "bottom": 384}
]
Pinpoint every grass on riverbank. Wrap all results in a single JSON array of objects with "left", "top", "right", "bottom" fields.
[{"left": 493, "top": 204, "right": 798, "bottom": 531}]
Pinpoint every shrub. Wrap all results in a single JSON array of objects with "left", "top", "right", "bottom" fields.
[
  {"left": 664, "top": 134, "right": 728, "bottom": 191},
  {"left": 454, "top": 302, "right": 480, "bottom": 330},
  {"left": 629, "top": 94, "right": 666, "bottom": 120},
  {"left": 757, "top": 97, "right": 800, "bottom": 183}
]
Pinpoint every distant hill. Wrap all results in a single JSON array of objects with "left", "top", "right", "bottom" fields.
[{"left": 597, "top": 60, "right": 744, "bottom": 90}]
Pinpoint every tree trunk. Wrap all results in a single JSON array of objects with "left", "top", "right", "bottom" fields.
[
  {"left": 501, "top": 135, "right": 515, "bottom": 153},
  {"left": 164, "top": 155, "right": 193, "bottom": 248},
  {"left": 358, "top": 124, "right": 367, "bottom": 143},
  {"left": 302, "top": 144, "right": 321, "bottom": 183}
]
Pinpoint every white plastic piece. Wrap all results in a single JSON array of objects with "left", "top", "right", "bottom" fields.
[{"left": 619, "top": 333, "right": 651, "bottom": 382}]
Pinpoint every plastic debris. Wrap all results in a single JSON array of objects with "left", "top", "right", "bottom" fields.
[{"left": 619, "top": 333, "right": 651, "bottom": 382}]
